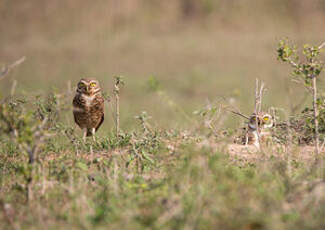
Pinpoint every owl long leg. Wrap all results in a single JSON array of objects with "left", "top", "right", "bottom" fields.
[
  {"left": 245, "top": 132, "right": 248, "bottom": 146},
  {"left": 83, "top": 129, "right": 87, "bottom": 142},
  {"left": 90, "top": 128, "right": 96, "bottom": 157},
  {"left": 91, "top": 128, "right": 96, "bottom": 142}
]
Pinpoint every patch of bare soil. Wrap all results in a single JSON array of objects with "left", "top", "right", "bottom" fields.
[{"left": 227, "top": 144, "right": 324, "bottom": 164}]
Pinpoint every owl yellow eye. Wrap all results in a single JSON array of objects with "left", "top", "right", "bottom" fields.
[
  {"left": 90, "top": 82, "right": 97, "bottom": 87},
  {"left": 79, "top": 82, "right": 86, "bottom": 88},
  {"left": 264, "top": 117, "right": 269, "bottom": 121}
]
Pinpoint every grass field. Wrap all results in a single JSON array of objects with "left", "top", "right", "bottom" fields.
[
  {"left": 1, "top": 1, "right": 325, "bottom": 229},
  {"left": 0, "top": 107, "right": 324, "bottom": 229}
]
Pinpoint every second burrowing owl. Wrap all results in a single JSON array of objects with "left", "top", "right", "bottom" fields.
[
  {"left": 73, "top": 78, "right": 104, "bottom": 140},
  {"left": 245, "top": 112, "right": 274, "bottom": 148},
  {"left": 259, "top": 112, "right": 274, "bottom": 145}
]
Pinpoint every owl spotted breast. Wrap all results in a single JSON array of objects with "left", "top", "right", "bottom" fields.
[{"left": 73, "top": 78, "right": 104, "bottom": 140}]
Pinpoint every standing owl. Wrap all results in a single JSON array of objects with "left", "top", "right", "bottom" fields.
[
  {"left": 259, "top": 113, "right": 274, "bottom": 145},
  {"left": 245, "top": 112, "right": 274, "bottom": 148},
  {"left": 73, "top": 78, "right": 104, "bottom": 141}
]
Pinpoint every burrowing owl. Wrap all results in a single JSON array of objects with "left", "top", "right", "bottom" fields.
[
  {"left": 73, "top": 78, "right": 104, "bottom": 141},
  {"left": 245, "top": 112, "right": 274, "bottom": 148},
  {"left": 259, "top": 113, "right": 274, "bottom": 145}
]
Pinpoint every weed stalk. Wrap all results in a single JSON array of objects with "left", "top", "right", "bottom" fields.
[{"left": 114, "top": 76, "right": 124, "bottom": 138}]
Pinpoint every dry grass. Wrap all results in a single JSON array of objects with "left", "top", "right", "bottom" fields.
[{"left": 1, "top": 1, "right": 325, "bottom": 229}]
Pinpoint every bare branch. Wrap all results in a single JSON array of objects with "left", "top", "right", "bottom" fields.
[
  {"left": 291, "top": 78, "right": 313, "bottom": 94},
  {"left": 255, "top": 79, "right": 266, "bottom": 114},
  {"left": 254, "top": 79, "right": 267, "bottom": 150},
  {"left": 218, "top": 96, "right": 250, "bottom": 120},
  {"left": 0, "top": 56, "right": 26, "bottom": 80},
  {"left": 226, "top": 108, "right": 250, "bottom": 120},
  {"left": 319, "top": 41, "right": 325, "bottom": 49},
  {"left": 287, "top": 57, "right": 303, "bottom": 72}
]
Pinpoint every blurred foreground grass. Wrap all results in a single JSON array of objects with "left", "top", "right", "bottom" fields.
[{"left": 1, "top": 124, "right": 324, "bottom": 229}]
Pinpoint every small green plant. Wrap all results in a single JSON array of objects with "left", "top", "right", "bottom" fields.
[
  {"left": 277, "top": 39, "right": 325, "bottom": 153},
  {"left": 0, "top": 97, "right": 33, "bottom": 142},
  {"left": 193, "top": 100, "right": 224, "bottom": 137},
  {"left": 0, "top": 91, "right": 72, "bottom": 202},
  {"left": 146, "top": 75, "right": 160, "bottom": 92},
  {"left": 128, "top": 111, "right": 161, "bottom": 172},
  {"left": 135, "top": 111, "right": 152, "bottom": 134}
]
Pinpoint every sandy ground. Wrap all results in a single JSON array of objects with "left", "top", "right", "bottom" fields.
[{"left": 227, "top": 143, "right": 325, "bottom": 163}]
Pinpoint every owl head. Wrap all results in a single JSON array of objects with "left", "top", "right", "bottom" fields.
[
  {"left": 261, "top": 113, "right": 274, "bottom": 129},
  {"left": 77, "top": 78, "right": 101, "bottom": 96},
  {"left": 248, "top": 113, "right": 261, "bottom": 130}
]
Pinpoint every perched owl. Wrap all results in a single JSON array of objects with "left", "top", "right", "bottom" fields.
[
  {"left": 73, "top": 78, "right": 104, "bottom": 141},
  {"left": 245, "top": 112, "right": 274, "bottom": 148}
]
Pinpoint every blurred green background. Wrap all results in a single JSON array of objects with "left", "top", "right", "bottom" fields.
[{"left": 1, "top": 0, "right": 325, "bottom": 132}]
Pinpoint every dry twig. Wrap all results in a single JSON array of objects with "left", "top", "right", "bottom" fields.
[
  {"left": 254, "top": 79, "right": 266, "bottom": 149},
  {"left": 0, "top": 56, "right": 26, "bottom": 80}
]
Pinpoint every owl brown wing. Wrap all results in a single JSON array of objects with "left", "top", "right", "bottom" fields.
[
  {"left": 73, "top": 93, "right": 84, "bottom": 108},
  {"left": 93, "top": 94, "right": 105, "bottom": 131},
  {"left": 95, "top": 113, "right": 104, "bottom": 132},
  {"left": 72, "top": 94, "right": 86, "bottom": 127}
]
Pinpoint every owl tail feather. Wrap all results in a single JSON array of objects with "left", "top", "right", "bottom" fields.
[{"left": 86, "top": 129, "right": 93, "bottom": 137}]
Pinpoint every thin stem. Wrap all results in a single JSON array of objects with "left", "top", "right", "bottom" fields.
[
  {"left": 115, "top": 91, "right": 119, "bottom": 138},
  {"left": 114, "top": 80, "right": 120, "bottom": 138},
  {"left": 286, "top": 116, "right": 292, "bottom": 177},
  {"left": 255, "top": 79, "right": 262, "bottom": 150},
  {"left": 10, "top": 80, "right": 17, "bottom": 96},
  {"left": 312, "top": 76, "right": 320, "bottom": 154},
  {"left": 318, "top": 41, "right": 325, "bottom": 49}
]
